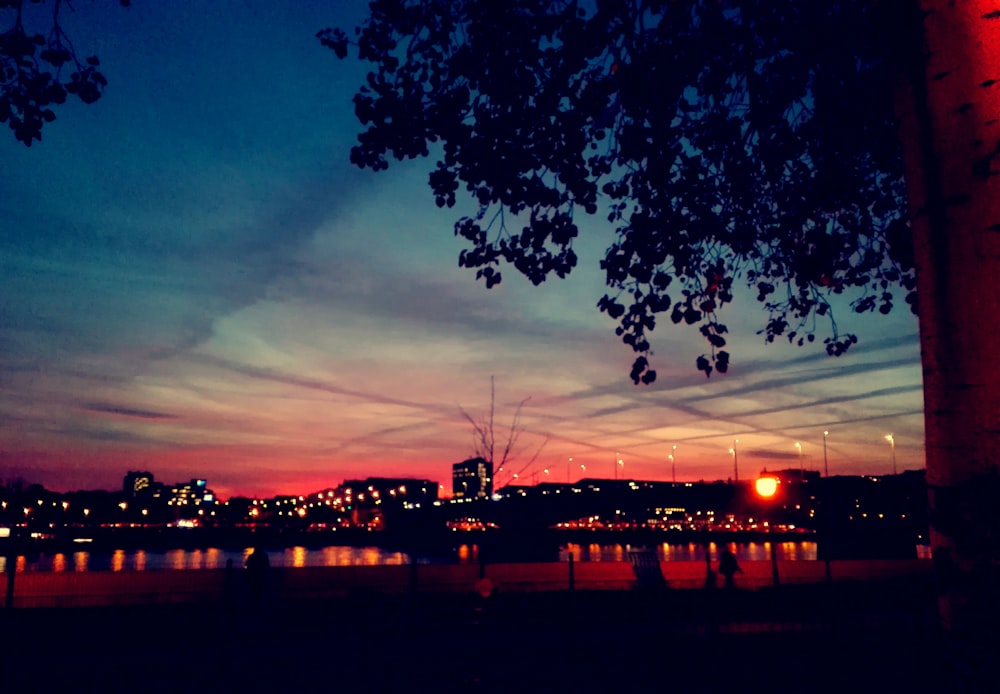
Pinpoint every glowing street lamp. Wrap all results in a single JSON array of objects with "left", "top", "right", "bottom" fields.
[
  {"left": 615, "top": 452, "right": 624, "bottom": 480},
  {"left": 729, "top": 439, "right": 739, "bottom": 482},
  {"left": 885, "top": 434, "right": 897, "bottom": 475},
  {"left": 755, "top": 476, "right": 778, "bottom": 498},
  {"left": 755, "top": 472, "right": 781, "bottom": 586},
  {"left": 823, "top": 430, "right": 830, "bottom": 477},
  {"left": 668, "top": 454, "right": 675, "bottom": 484}
]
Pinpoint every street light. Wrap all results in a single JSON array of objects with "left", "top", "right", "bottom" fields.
[
  {"left": 823, "top": 430, "right": 829, "bottom": 477},
  {"left": 885, "top": 434, "right": 897, "bottom": 475},
  {"left": 668, "top": 454, "right": 675, "bottom": 484},
  {"left": 755, "top": 476, "right": 778, "bottom": 498},
  {"left": 616, "top": 452, "right": 624, "bottom": 480},
  {"left": 755, "top": 473, "right": 781, "bottom": 586},
  {"left": 729, "top": 439, "right": 739, "bottom": 482}
]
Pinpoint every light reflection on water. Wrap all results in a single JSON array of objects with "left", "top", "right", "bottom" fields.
[
  {"left": 456, "top": 544, "right": 476, "bottom": 562},
  {"left": 561, "top": 541, "right": 818, "bottom": 563},
  {"left": 5, "top": 545, "right": 423, "bottom": 573},
  {"left": 4, "top": 540, "right": 818, "bottom": 573}
]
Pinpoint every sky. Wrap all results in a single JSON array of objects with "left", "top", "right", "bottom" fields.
[{"left": 0, "top": 1, "right": 924, "bottom": 498}]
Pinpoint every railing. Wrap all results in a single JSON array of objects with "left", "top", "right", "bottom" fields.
[{"left": 2, "top": 558, "right": 932, "bottom": 609}]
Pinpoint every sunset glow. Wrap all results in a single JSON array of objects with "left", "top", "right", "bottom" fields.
[{"left": 0, "top": 2, "right": 924, "bottom": 497}]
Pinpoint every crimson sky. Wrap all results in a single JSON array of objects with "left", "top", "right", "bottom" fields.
[{"left": 0, "top": 1, "right": 924, "bottom": 499}]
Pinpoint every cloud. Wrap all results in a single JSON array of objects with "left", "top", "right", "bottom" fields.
[
  {"left": 744, "top": 449, "right": 802, "bottom": 460},
  {"left": 83, "top": 403, "right": 177, "bottom": 420},
  {"left": 0, "top": 1, "right": 928, "bottom": 494}
]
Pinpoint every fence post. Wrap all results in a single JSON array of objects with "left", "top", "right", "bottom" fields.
[
  {"left": 703, "top": 542, "right": 716, "bottom": 590},
  {"left": 409, "top": 554, "right": 418, "bottom": 596},
  {"left": 4, "top": 534, "right": 16, "bottom": 610},
  {"left": 224, "top": 558, "right": 233, "bottom": 605}
]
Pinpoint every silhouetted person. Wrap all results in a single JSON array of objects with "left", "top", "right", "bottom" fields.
[
  {"left": 245, "top": 546, "right": 270, "bottom": 603},
  {"left": 718, "top": 547, "right": 742, "bottom": 589}
]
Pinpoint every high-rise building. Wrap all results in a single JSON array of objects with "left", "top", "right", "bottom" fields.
[
  {"left": 452, "top": 457, "right": 493, "bottom": 499},
  {"left": 123, "top": 471, "right": 155, "bottom": 497}
]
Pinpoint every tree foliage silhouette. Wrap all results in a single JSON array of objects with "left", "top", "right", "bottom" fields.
[
  {"left": 325, "top": 0, "right": 1000, "bottom": 657},
  {"left": 319, "top": 0, "right": 916, "bottom": 383},
  {"left": 1, "top": 0, "right": 129, "bottom": 146}
]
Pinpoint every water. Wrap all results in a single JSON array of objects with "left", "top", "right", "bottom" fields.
[
  {"left": 0, "top": 545, "right": 415, "bottom": 573},
  {"left": 1, "top": 540, "right": 818, "bottom": 573},
  {"left": 560, "top": 540, "right": 818, "bottom": 563}
]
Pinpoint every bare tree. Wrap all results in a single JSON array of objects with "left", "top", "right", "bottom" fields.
[{"left": 459, "top": 376, "right": 547, "bottom": 487}]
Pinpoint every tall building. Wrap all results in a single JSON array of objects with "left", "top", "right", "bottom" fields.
[
  {"left": 452, "top": 457, "right": 493, "bottom": 499},
  {"left": 123, "top": 471, "right": 155, "bottom": 497}
]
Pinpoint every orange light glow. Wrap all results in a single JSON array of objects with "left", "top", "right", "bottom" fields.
[{"left": 755, "top": 476, "right": 778, "bottom": 498}]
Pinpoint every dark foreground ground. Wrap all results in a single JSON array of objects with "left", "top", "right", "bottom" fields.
[{"left": 0, "top": 577, "right": 989, "bottom": 693}]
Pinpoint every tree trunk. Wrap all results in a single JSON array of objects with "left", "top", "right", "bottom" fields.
[{"left": 894, "top": 0, "right": 1000, "bottom": 670}]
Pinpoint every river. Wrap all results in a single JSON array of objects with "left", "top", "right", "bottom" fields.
[{"left": 0, "top": 539, "right": 818, "bottom": 573}]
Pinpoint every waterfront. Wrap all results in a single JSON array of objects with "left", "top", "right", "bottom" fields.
[{"left": 1, "top": 540, "right": 820, "bottom": 573}]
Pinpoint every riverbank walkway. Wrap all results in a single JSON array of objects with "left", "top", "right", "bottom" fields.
[
  {"left": 2, "top": 573, "right": 981, "bottom": 693},
  {"left": 4, "top": 557, "right": 932, "bottom": 607}
]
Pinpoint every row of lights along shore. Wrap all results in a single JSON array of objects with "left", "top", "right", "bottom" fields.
[{"left": 553, "top": 431, "right": 901, "bottom": 485}]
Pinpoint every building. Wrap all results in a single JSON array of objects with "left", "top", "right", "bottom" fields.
[
  {"left": 167, "top": 479, "right": 217, "bottom": 517},
  {"left": 123, "top": 471, "right": 155, "bottom": 497},
  {"left": 335, "top": 477, "right": 439, "bottom": 527},
  {"left": 452, "top": 457, "right": 493, "bottom": 500}
]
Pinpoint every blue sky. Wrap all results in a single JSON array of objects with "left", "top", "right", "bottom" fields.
[{"left": 0, "top": 1, "right": 923, "bottom": 497}]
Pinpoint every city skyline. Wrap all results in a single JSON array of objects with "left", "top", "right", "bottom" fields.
[{"left": 1, "top": 1, "right": 923, "bottom": 498}]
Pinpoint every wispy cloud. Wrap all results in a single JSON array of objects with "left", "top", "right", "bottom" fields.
[
  {"left": 0, "top": 1, "right": 926, "bottom": 493},
  {"left": 82, "top": 403, "right": 177, "bottom": 420}
]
